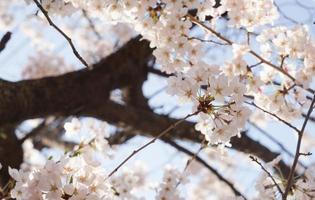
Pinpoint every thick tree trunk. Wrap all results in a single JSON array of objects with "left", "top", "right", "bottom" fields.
[{"left": 0, "top": 124, "right": 23, "bottom": 187}]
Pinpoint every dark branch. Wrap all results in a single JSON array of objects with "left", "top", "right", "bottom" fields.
[
  {"left": 0, "top": 32, "right": 11, "bottom": 53},
  {"left": 250, "top": 155, "right": 283, "bottom": 195},
  {"left": 33, "top": 0, "right": 90, "bottom": 69},
  {"left": 283, "top": 93, "right": 315, "bottom": 199}
]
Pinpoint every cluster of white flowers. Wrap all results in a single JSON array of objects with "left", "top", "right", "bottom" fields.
[
  {"left": 294, "top": 165, "right": 315, "bottom": 200},
  {"left": 24, "top": 0, "right": 76, "bottom": 16},
  {"left": 8, "top": 118, "right": 147, "bottom": 200},
  {"left": 254, "top": 157, "right": 315, "bottom": 200},
  {"left": 193, "top": 75, "right": 251, "bottom": 145},
  {"left": 257, "top": 26, "right": 315, "bottom": 88},
  {"left": 22, "top": 51, "right": 74, "bottom": 79},
  {"left": 109, "top": 163, "right": 147, "bottom": 200},
  {"left": 19, "top": 0, "right": 286, "bottom": 146},
  {"left": 155, "top": 165, "right": 186, "bottom": 200},
  {"left": 221, "top": 0, "right": 279, "bottom": 31},
  {"left": 252, "top": 25, "right": 315, "bottom": 122}
]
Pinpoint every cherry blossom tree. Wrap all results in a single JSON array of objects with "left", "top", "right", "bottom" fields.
[{"left": 0, "top": 0, "right": 315, "bottom": 199}]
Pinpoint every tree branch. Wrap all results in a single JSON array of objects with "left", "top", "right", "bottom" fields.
[
  {"left": 250, "top": 155, "right": 283, "bottom": 195},
  {"left": 33, "top": 0, "right": 90, "bottom": 69},
  {"left": 0, "top": 32, "right": 11, "bottom": 53},
  {"left": 164, "top": 139, "right": 247, "bottom": 199},
  {"left": 106, "top": 111, "right": 199, "bottom": 179},
  {"left": 283, "top": 93, "right": 315, "bottom": 199}
]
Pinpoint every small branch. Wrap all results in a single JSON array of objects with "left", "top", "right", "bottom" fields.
[
  {"left": 188, "top": 15, "right": 232, "bottom": 45},
  {"left": 82, "top": 10, "right": 102, "bottom": 40},
  {"left": 250, "top": 155, "right": 284, "bottom": 195},
  {"left": 248, "top": 50, "right": 295, "bottom": 81},
  {"left": 247, "top": 32, "right": 250, "bottom": 45},
  {"left": 19, "top": 120, "right": 47, "bottom": 144},
  {"left": 148, "top": 67, "right": 170, "bottom": 77},
  {"left": 176, "top": 138, "right": 206, "bottom": 187},
  {"left": 164, "top": 139, "right": 247, "bottom": 199},
  {"left": 105, "top": 111, "right": 199, "bottom": 179},
  {"left": 246, "top": 102, "right": 299, "bottom": 132},
  {"left": 187, "top": 36, "right": 228, "bottom": 45},
  {"left": 279, "top": 55, "right": 288, "bottom": 69},
  {"left": 283, "top": 93, "right": 315, "bottom": 199},
  {"left": 188, "top": 15, "right": 311, "bottom": 91},
  {"left": 249, "top": 121, "right": 307, "bottom": 169},
  {"left": 148, "top": 86, "right": 167, "bottom": 99},
  {"left": 107, "top": 130, "right": 135, "bottom": 145},
  {"left": 0, "top": 32, "right": 11, "bottom": 53},
  {"left": 274, "top": 2, "right": 300, "bottom": 24},
  {"left": 299, "top": 152, "right": 312, "bottom": 156},
  {"left": 33, "top": 0, "right": 90, "bottom": 69},
  {"left": 249, "top": 61, "right": 263, "bottom": 69}
]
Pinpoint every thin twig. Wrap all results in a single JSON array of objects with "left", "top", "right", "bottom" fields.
[
  {"left": 148, "top": 67, "right": 170, "bottom": 78},
  {"left": 187, "top": 36, "right": 228, "bottom": 45},
  {"left": 283, "top": 93, "right": 315, "bottom": 199},
  {"left": 248, "top": 50, "right": 295, "bottom": 81},
  {"left": 250, "top": 155, "right": 284, "bottom": 195},
  {"left": 299, "top": 152, "right": 312, "bottom": 156},
  {"left": 249, "top": 121, "right": 307, "bottom": 169},
  {"left": 188, "top": 15, "right": 232, "bottom": 45},
  {"left": 148, "top": 86, "right": 167, "bottom": 99},
  {"left": 274, "top": 1, "right": 301, "bottom": 24},
  {"left": 246, "top": 102, "right": 299, "bottom": 132},
  {"left": 33, "top": 0, "right": 90, "bottom": 69},
  {"left": 279, "top": 55, "right": 288, "bottom": 69},
  {"left": 188, "top": 15, "right": 306, "bottom": 88},
  {"left": 175, "top": 138, "right": 206, "bottom": 187},
  {"left": 19, "top": 120, "right": 47, "bottom": 144},
  {"left": 247, "top": 31, "right": 250, "bottom": 45},
  {"left": 82, "top": 10, "right": 102, "bottom": 39},
  {"left": 164, "top": 139, "right": 247, "bottom": 199},
  {"left": 249, "top": 61, "right": 263, "bottom": 69},
  {"left": 105, "top": 111, "right": 199, "bottom": 179}
]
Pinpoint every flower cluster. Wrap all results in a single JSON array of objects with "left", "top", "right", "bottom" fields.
[
  {"left": 257, "top": 26, "right": 315, "bottom": 88},
  {"left": 155, "top": 165, "right": 186, "bottom": 200},
  {"left": 24, "top": 0, "right": 76, "bottom": 16},
  {"left": 294, "top": 165, "right": 315, "bottom": 200},
  {"left": 221, "top": 0, "right": 279, "bottom": 31},
  {"left": 253, "top": 25, "right": 315, "bottom": 122},
  {"left": 22, "top": 51, "right": 74, "bottom": 79},
  {"left": 21, "top": 0, "right": 284, "bottom": 146},
  {"left": 254, "top": 157, "right": 315, "bottom": 200},
  {"left": 8, "top": 118, "right": 146, "bottom": 200}
]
